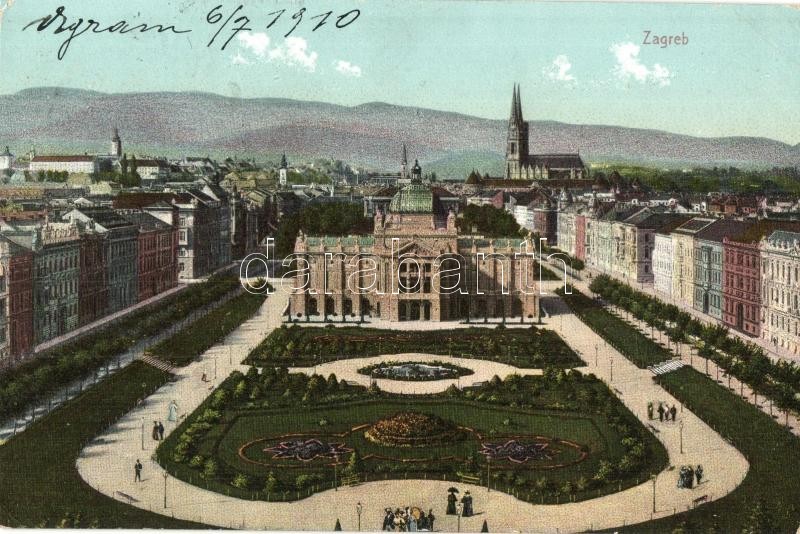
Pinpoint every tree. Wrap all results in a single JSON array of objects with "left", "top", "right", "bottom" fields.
[
  {"left": 345, "top": 450, "right": 362, "bottom": 477},
  {"left": 334, "top": 519, "right": 342, "bottom": 531},
  {"left": 481, "top": 520, "right": 489, "bottom": 532},
  {"left": 120, "top": 153, "right": 128, "bottom": 175},
  {"left": 264, "top": 471, "right": 279, "bottom": 498}
]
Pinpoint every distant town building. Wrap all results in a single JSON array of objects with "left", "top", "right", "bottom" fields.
[{"left": 29, "top": 155, "right": 97, "bottom": 175}]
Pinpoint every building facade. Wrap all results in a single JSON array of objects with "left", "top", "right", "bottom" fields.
[
  {"left": 760, "top": 230, "right": 800, "bottom": 355},
  {"left": 30, "top": 155, "right": 97, "bottom": 174},
  {"left": 63, "top": 208, "right": 139, "bottom": 314},
  {"left": 121, "top": 211, "right": 178, "bottom": 302},
  {"left": 693, "top": 220, "right": 752, "bottom": 320},
  {"left": 653, "top": 232, "right": 674, "bottom": 298},
  {"left": 290, "top": 179, "right": 539, "bottom": 322},
  {"left": 0, "top": 235, "right": 34, "bottom": 364},
  {"left": 33, "top": 222, "right": 81, "bottom": 344},
  {"left": 671, "top": 218, "right": 715, "bottom": 307}
]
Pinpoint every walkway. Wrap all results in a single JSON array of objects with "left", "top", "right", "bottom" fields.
[{"left": 76, "top": 279, "right": 749, "bottom": 532}]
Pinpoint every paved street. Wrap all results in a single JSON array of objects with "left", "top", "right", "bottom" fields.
[{"left": 76, "top": 279, "right": 749, "bottom": 532}]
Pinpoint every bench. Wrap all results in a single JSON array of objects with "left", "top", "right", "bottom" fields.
[
  {"left": 459, "top": 474, "right": 481, "bottom": 485},
  {"left": 340, "top": 474, "right": 360, "bottom": 486},
  {"left": 692, "top": 495, "right": 709, "bottom": 507}
]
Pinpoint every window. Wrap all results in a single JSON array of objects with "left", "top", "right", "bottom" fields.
[{"left": 179, "top": 230, "right": 188, "bottom": 244}]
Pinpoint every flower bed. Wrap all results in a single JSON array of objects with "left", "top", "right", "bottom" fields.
[{"left": 364, "top": 411, "right": 465, "bottom": 447}]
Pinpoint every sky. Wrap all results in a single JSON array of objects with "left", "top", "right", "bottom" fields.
[{"left": 0, "top": 0, "right": 799, "bottom": 144}]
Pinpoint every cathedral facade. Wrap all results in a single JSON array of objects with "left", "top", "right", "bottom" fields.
[
  {"left": 505, "top": 84, "right": 587, "bottom": 181},
  {"left": 289, "top": 167, "right": 540, "bottom": 322}
]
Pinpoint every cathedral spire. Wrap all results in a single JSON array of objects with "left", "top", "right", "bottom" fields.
[
  {"left": 401, "top": 143, "right": 408, "bottom": 165},
  {"left": 515, "top": 84, "right": 524, "bottom": 124}
]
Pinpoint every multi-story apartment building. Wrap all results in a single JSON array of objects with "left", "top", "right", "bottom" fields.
[
  {"left": 31, "top": 222, "right": 81, "bottom": 344},
  {"left": 0, "top": 234, "right": 34, "bottom": 364},
  {"left": 760, "top": 230, "right": 800, "bottom": 355},
  {"left": 614, "top": 211, "right": 694, "bottom": 284},
  {"left": 121, "top": 211, "right": 178, "bottom": 301},
  {"left": 652, "top": 216, "right": 696, "bottom": 297},
  {"left": 692, "top": 219, "right": 753, "bottom": 320},
  {"left": 76, "top": 229, "right": 108, "bottom": 326},
  {"left": 63, "top": 208, "right": 139, "bottom": 314},
  {"left": 114, "top": 186, "right": 233, "bottom": 281},
  {"left": 671, "top": 218, "right": 715, "bottom": 307},
  {"left": 556, "top": 204, "right": 587, "bottom": 259},
  {"left": 722, "top": 221, "right": 800, "bottom": 337},
  {"left": 585, "top": 205, "right": 643, "bottom": 277}
]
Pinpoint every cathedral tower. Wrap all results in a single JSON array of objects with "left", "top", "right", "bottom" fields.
[
  {"left": 504, "top": 84, "right": 529, "bottom": 180},
  {"left": 401, "top": 143, "right": 408, "bottom": 179}
]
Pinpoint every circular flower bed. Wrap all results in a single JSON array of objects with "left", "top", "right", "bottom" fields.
[
  {"left": 364, "top": 411, "right": 466, "bottom": 447},
  {"left": 357, "top": 361, "right": 474, "bottom": 381}
]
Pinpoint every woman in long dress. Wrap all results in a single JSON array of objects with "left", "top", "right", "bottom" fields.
[{"left": 167, "top": 400, "right": 178, "bottom": 422}]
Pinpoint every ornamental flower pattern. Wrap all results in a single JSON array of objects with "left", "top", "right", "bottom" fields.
[
  {"left": 479, "top": 440, "right": 553, "bottom": 463},
  {"left": 264, "top": 439, "right": 352, "bottom": 462}
]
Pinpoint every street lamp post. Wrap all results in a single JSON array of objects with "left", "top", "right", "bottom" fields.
[
  {"left": 651, "top": 474, "right": 657, "bottom": 514},
  {"left": 356, "top": 502, "right": 363, "bottom": 531},
  {"left": 610, "top": 357, "right": 614, "bottom": 383},
  {"left": 487, "top": 458, "right": 491, "bottom": 492},
  {"left": 163, "top": 472, "right": 169, "bottom": 509},
  {"left": 595, "top": 344, "right": 598, "bottom": 367},
  {"left": 456, "top": 503, "right": 463, "bottom": 533},
  {"left": 679, "top": 420, "right": 684, "bottom": 454},
  {"left": 141, "top": 418, "right": 145, "bottom": 451},
  {"left": 214, "top": 356, "right": 218, "bottom": 380}
]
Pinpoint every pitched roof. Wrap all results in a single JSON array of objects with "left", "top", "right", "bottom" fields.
[
  {"left": 695, "top": 219, "right": 754, "bottom": 243},
  {"left": 113, "top": 193, "right": 179, "bottom": 209},
  {"left": 728, "top": 220, "right": 800, "bottom": 244},
  {"left": 31, "top": 155, "right": 94, "bottom": 163},
  {"left": 673, "top": 217, "right": 717, "bottom": 236},
  {"left": 120, "top": 211, "right": 172, "bottom": 231},
  {"left": 529, "top": 153, "right": 585, "bottom": 169}
]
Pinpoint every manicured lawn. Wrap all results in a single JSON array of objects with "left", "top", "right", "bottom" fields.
[
  {"left": 148, "top": 291, "right": 266, "bottom": 367},
  {"left": 157, "top": 369, "right": 667, "bottom": 506},
  {"left": 559, "top": 288, "right": 672, "bottom": 368},
  {"left": 247, "top": 325, "right": 583, "bottom": 368},
  {"left": 0, "top": 362, "right": 203, "bottom": 528},
  {"left": 621, "top": 367, "right": 800, "bottom": 533}
]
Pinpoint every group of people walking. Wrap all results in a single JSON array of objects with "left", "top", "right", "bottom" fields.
[
  {"left": 151, "top": 421, "right": 165, "bottom": 441},
  {"left": 648, "top": 401, "right": 678, "bottom": 422},
  {"left": 382, "top": 507, "right": 435, "bottom": 531},
  {"left": 677, "top": 464, "right": 704, "bottom": 489}
]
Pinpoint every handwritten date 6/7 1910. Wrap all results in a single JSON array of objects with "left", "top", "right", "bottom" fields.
[{"left": 24, "top": 4, "right": 361, "bottom": 61}]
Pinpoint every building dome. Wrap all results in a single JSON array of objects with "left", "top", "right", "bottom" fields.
[{"left": 389, "top": 182, "right": 435, "bottom": 214}]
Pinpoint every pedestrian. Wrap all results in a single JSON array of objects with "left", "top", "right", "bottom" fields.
[
  {"left": 427, "top": 509, "right": 435, "bottom": 531},
  {"left": 158, "top": 421, "right": 165, "bottom": 440},
  {"left": 151, "top": 421, "right": 159, "bottom": 441},
  {"left": 167, "top": 400, "right": 178, "bottom": 422},
  {"left": 696, "top": 464, "right": 704, "bottom": 485},
  {"left": 134, "top": 459, "right": 142, "bottom": 482},
  {"left": 670, "top": 404, "right": 677, "bottom": 422},
  {"left": 657, "top": 403, "right": 665, "bottom": 422}
]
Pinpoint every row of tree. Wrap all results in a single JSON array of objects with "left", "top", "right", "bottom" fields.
[{"left": 590, "top": 275, "right": 800, "bottom": 419}]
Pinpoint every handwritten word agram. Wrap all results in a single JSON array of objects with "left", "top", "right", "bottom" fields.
[
  {"left": 24, "top": 5, "right": 361, "bottom": 60},
  {"left": 23, "top": 6, "right": 192, "bottom": 60}
]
